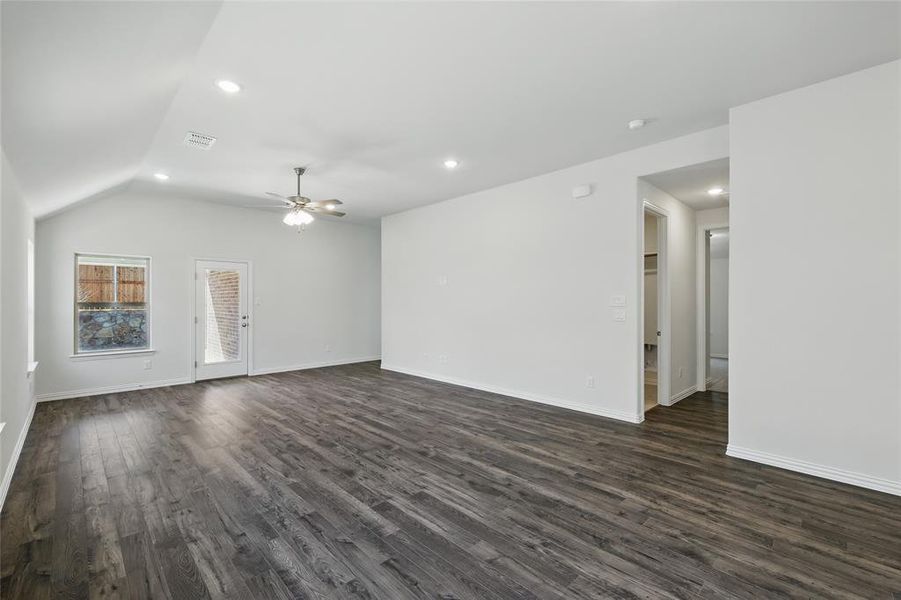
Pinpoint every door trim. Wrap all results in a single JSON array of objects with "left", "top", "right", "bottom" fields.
[
  {"left": 639, "top": 200, "right": 672, "bottom": 416},
  {"left": 189, "top": 257, "right": 254, "bottom": 383}
]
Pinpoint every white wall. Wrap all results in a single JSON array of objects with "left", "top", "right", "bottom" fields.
[
  {"left": 708, "top": 256, "right": 729, "bottom": 358},
  {"left": 382, "top": 126, "right": 726, "bottom": 422},
  {"left": 696, "top": 207, "right": 730, "bottom": 230},
  {"left": 729, "top": 60, "right": 900, "bottom": 494},
  {"left": 36, "top": 192, "right": 381, "bottom": 399},
  {"left": 1, "top": 150, "right": 37, "bottom": 508}
]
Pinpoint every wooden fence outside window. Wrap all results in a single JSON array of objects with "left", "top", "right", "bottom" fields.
[{"left": 77, "top": 264, "right": 146, "bottom": 305}]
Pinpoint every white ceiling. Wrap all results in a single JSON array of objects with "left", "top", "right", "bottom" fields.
[
  {"left": 1, "top": 1, "right": 222, "bottom": 217},
  {"left": 643, "top": 158, "right": 730, "bottom": 210},
  {"left": 3, "top": 2, "right": 898, "bottom": 221}
]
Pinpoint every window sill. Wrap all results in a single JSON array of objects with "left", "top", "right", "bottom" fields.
[
  {"left": 70, "top": 349, "right": 156, "bottom": 361},
  {"left": 27, "top": 361, "right": 39, "bottom": 376}
]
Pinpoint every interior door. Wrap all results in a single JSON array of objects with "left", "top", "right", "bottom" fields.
[{"left": 195, "top": 260, "right": 249, "bottom": 381}]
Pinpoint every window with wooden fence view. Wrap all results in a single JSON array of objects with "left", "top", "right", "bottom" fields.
[{"left": 75, "top": 254, "right": 149, "bottom": 353}]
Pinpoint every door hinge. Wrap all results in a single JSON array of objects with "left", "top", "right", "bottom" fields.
[
  {"left": 194, "top": 360, "right": 197, "bottom": 368},
  {"left": 194, "top": 316, "right": 198, "bottom": 324},
  {"left": 194, "top": 272, "right": 198, "bottom": 280}
]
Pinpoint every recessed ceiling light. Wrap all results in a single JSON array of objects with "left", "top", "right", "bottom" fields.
[
  {"left": 325, "top": 204, "right": 336, "bottom": 211},
  {"left": 153, "top": 173, "right": 170, "bottom": 181},
  {"left": 216, "top": 79, "right": 242, "bottom": 94},
  {"left": 707, "top": 187, "right": 725, "bottom": 196},
  {"left": 627, "top": 119, "right": 646, "bottom": 130},
  {"left": 444, "top": 159, "right": 459, "bottom": 169}
]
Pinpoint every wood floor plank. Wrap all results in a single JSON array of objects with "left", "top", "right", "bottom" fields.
[{"left": 1, "top": 361, "right": 900, "bottom": 599}]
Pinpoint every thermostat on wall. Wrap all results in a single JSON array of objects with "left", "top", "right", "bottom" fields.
[{"left": 572, "top": 184, "right": 592, "bottom": 199}]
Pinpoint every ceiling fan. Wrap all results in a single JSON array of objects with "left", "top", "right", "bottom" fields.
[{"left": 263, "top": 167, "right": 345, "bottom": 229}]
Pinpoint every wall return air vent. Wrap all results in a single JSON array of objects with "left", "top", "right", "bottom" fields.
[{"left": 183, "top": 131, "right": 217, "bottom": 150}]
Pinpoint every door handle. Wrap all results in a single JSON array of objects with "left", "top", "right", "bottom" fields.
[
  {"left": 657, "top": 331, "right": 661, "bottom": 336},
  {"left": 241, "top": 323, "right": 248, "bottom": 328}
]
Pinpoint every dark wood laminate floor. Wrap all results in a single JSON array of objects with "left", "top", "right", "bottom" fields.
[{"left": 2, "top": 362, "right": 900, "bottom": 599}]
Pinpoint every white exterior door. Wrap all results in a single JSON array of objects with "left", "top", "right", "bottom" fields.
[{"left": 195, "top": 260, "right": 249, "bottom": 381}]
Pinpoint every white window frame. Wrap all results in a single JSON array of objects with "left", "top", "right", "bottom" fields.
[{"left": 72, "top": 252, "right": 154, "bottom": 358}]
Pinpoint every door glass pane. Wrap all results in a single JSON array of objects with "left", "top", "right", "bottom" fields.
[{"left": 204, "top": 269, "right": 241, "bottom": 363}]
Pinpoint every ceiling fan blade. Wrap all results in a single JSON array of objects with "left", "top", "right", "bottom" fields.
[
  {"left": 265, "top": 192, "right": 294, "bottom": 204},
  {"left": 267, "top": 170, "right": 346, "bottom": 219},
  {"left": 302, "top": 206, "right": 346, "bottom": 217},
  {"left": 305, "top": 199, "right": 343, "bottom": 209},
  {"left": 243, "top": 205, "right": 288, "bottom": 211}
]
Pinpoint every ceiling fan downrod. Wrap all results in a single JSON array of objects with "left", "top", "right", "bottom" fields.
[{"left": 294, "top": 167, "right": 305, "bottom": 196}]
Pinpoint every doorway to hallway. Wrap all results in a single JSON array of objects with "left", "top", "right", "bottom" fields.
[{"left": 705, "top": 228, "right": 729, "bottom": 393}]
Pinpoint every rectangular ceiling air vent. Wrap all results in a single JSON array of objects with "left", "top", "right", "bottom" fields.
[{"left": 183, "top": 131, "right": 217, "bottom": 150}]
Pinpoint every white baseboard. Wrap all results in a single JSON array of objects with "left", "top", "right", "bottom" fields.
[
  {"left": 35, "top": 357, "right": 382, "bottom": 402},
  {"left": 381, "top": 364, "right": 643, "bottom": 424},
  {"left": 0, "top": 396, "right": 37, "bottom": 512},
  {"left": 252, "top": 356, "right": 381, "bottom": 376},
  {"left": 37, "top": 377, "right": 192, "bottom": 403},
  {"left": 666, "top": 385, "right": 697, "bottom": 406},
  {"left": 726, "top": 444, "right": 901, "bottom": 497}
]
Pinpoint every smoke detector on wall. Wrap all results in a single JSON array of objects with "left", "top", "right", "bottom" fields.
[{"left": 183, "top": 131, "right": 217, "bottom": 150}]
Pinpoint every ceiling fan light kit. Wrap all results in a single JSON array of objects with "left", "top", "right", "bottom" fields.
[
  {"left": 266, "top": 167, "right": 346, "bottom": 232},
  {"left": 283, "top": 208, "right": 314, "bottom": 227}
]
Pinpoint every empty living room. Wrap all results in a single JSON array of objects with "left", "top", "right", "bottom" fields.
[{"left": 1, "top": 1, "right": 899, "bottom": 598}]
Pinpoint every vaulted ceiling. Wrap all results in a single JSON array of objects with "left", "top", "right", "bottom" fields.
[{"left": 3, "top": 1, "right": 898, "bottom": 221}]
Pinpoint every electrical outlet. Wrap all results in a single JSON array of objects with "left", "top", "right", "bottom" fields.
[
  {"left": 324, "top": 343, "right": 331, "bottom": 353},
  {"left": 678, "top": 366, "right": 684, "bottom": 378},
  {"left": 438, "top": 354, "right": 448, "bottom": 364},
  {"left": 438, "top": 275, "right": 448, "bottom": 286},
  {"left": 143, "top": 359, "right": 152, "bottom": 370},
  {"left": 586, "top": 376, "right": 596, "bottom": 389}
]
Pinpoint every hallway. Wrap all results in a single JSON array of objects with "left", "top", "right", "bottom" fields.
[{"left": 708, "top": 357, "right": 729, "bottom": 393}]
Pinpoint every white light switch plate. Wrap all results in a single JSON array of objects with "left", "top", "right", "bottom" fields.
[{"left": 609, "top": 295, "right": 626, "bottom": 307}]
